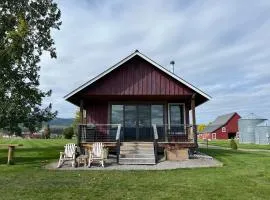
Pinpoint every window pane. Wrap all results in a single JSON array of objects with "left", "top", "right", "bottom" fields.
[
  {"left": 151, "top": 105, "right": 164, "bottom": 125},
  {"left": 169, "top": 104, "right": 184, "bottom": 125},
  {"left": 138, "top": 105, "right": 151, "bottom": 127},
  {"left": 124, "top": 105, "right": 137, "bottom": 127},
  {"left": 111, "top": 105, "right": 123, "bottom": 125}
]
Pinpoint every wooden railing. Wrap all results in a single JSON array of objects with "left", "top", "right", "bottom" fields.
[
  {"left": 152, "top": 124, "right": 159, "bottom": 163},
  {"left": 78, "top": 124, "right": 196, "bottom": 144},
  {"left": 151, "top": 124, "right": 196, "bottom": 143},
  {"left": 115, "top": 124, "right": 121, "bottom": 163},
  {"left": 78, "top": 124, "right": 122, "bottom": 143}
]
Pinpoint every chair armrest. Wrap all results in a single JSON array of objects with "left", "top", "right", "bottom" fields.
[
  {"left": 102, "top": 148, "right": 108, "bottom": 159},
  {"left": 59, "top": 152, "right": 64, "bottom": 159},
  {"left": 89, "top": 151, "right": 93, "bottom": 157},
  {"left": 72, "top": 152, "right": 76, "bottom": 159}
]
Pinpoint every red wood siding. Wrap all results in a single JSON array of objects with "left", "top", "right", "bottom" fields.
[
  {"left": 87, "top": 103, "right": 108, "bottom": 124},
  {"left": 85, "top": 56, "right": 193, "bottom": 96},
  {"left": 199, "top": 113, "right": 241, "bottom": 140}
]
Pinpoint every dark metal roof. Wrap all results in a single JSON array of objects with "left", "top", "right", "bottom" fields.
[{"left": 202, "top": 112, "right": 237, "bottom": 133}]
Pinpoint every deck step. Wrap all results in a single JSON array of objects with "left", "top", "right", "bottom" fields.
[
  {"left": 121, "top": 143, "right": 153, "bottom": 148},
  {"left": 121, "top": 142, "right": 153, "bottom": 145},
  {"left": 120, "top": 149, "right": 154, "bottom": 153},
  {"left": 119, "top": 158, "right": 156, "bottom": 165},
  {"left": 120, "top": 153, "right": 154, "bottom": 158},
  {"left": 119, "top": 142, "right": 156, "bottom": 165}
]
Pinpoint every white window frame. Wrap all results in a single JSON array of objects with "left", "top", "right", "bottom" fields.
[
  {"left": 168, "top": 103, "right": 186, "bottom": 130},
  {"left": 212, "top": 133, "right": 216, "bottom": 140},
  {"left": 222, "top": 127, "right": 226, "bottom": 133}
]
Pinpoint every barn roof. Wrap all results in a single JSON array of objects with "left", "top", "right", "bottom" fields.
[
  {"left": 64, "top": 50, "right": 211, "bottom": 101},
  {"left": 240, "top": 113, "right": 267, "bottom": 120},
  {"left": 202, "top": 112, "right": 238, "bottom": 133}
]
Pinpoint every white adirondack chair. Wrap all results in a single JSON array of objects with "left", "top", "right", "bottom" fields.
[
  {"left": 88, "top": 142, "right": 105, "bottom": 168},
  {"left": 57, "top": 143, "right": 77, "bottom": 168}
]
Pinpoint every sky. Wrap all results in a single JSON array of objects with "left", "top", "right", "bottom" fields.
[{"left": 40, "top": 0, "right": 270, "bottom": 123}]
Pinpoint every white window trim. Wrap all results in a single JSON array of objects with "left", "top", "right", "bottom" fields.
[
  {"left": 168, "top": 103, "right": 186, "bottom": 129},
  {"left": 212, "top": 133, "right": 216, "bottom": 140},
  {"left": 222, "top": 127, "right": 226, "bottom": 133}
]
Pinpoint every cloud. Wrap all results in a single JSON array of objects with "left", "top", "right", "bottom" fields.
[{"left": 39, "top": 0, "right": 270, "bottom": 123}]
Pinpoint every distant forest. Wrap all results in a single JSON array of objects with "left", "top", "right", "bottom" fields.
[{"left": 48, "top": 118, "right": 74, "bottom": 127}]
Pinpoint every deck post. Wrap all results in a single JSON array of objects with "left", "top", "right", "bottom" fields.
[
  {"left": 7, "top": 145, "right": 15, "bottom": 165},
  {"left": 116, "top": 124, "right": 121, "bottom": 164},
  {"left": 78, "top": 100, "right": 84, "bottom": 152},
  {"left": 191, "top": 94, "right": 198, "bottom": 148},
  {"left": 80, "top": 100, "right": 84, "bottom": 124}
]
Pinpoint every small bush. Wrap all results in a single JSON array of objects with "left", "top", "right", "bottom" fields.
[
  {"left": 62, "top": 127, "right": 74, "bottom": 139},
  {"left": 230, "top": 139, "right": 238, "bottom": 150}
]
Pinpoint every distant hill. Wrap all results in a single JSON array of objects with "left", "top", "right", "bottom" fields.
[{"left": 48, "top": 118, "right": 74, "bottom": 128}]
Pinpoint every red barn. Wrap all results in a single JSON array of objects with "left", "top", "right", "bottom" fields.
[{"left": 200, "top": 112, "right": 241, "bottom": 140}]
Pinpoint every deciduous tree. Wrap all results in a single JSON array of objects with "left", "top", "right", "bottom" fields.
[
  {"left": 72, "top": 110, "right": 81, "bottom": 135},
  {"left": 0, "top": 0, "right": 61, "bottom": 133}
]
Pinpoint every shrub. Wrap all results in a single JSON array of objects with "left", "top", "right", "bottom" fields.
[
  {"left": 62, "top": 127, "right": 74, "bottom": 139},
  {"left": 230, "top": 139, "right": 238, "bottom": 150}
]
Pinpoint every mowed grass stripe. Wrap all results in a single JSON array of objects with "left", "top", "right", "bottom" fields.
[
  {"left": 0, "top": 139, "right": 270, "bottom": 200},
  {"left": 0, "top": 139, "right": 75, "bottom": 149}
]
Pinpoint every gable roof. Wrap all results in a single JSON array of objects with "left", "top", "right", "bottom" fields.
[
  {"left": 64, "top": 50, "right": 211, "bottom": 100},
  {"left": 202, "top": 112, "right": 238, "bottom": 133}
]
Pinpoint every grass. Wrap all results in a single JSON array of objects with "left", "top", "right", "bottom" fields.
[
  {"left": 0, "top": 139, "right": 270, "bottom": 200},
  {"left": 199, "top": 139, "right": 270, "bottom": 150}
]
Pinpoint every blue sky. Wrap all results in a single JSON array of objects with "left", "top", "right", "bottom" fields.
[{"left": 40, "top": 0, "right": 270, "bottom": 123}]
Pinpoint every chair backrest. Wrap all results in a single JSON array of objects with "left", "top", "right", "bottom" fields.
[
  {"left": 64, "top": 143, "right": 76, "bottom": 158},
  {"left": 92, "top": 142, "right": 103, "bottom": 157}
]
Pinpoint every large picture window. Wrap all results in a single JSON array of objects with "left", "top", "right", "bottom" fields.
[
  {"left": 110, "top": 104, "right": 164, "bottom": 141},
  {"left": 110, "top": 104, "right": 164, "bottom": 126}
]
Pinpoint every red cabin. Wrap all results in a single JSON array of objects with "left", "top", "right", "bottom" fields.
[
  {"left": 65, "top": 50, "right": 211, "bottom": 163},
  {"left": 199, "top": 112, "right": 241, "bottom": 140}
]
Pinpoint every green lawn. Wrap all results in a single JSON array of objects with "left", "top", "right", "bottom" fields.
[
  {"left": 199, "top": 139, "right": 270, "bottom": 150},
  {"left": 1, "top": 139, "right": 270, "bottom": 200}
]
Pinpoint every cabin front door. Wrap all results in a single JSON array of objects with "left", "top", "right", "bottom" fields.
[
  {"left": 124, "top": 105, "right": 137, "bottom": 141},
  {"left": 124, "top": 105, "right": 152, "bottom": 141},
  {"left": 111, "top": 104, "right": 164, "bottom": 141}
]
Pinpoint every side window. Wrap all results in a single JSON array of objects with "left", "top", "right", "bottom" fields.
[
  {"left": 169, "top": 104, "right": 184, "bottom": 126},
  {"left": 168, "top": 104, "right": 185, "bottom": 133},
  {"left": 111, "top": 105, "right": 123, "bottom": 125},
  {"left": 151, "top": 105, "right": 164, "bottom": 125},
  {"left": 222, "top": 127, "right": 226, "bottom": 133}
]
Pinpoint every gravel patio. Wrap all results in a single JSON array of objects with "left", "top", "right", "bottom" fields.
[{"left": 46, "top": 152, "right": 222, "bottom": 170}]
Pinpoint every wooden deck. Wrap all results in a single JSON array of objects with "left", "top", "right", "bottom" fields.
[{"left": 81, "top": 142, "right": 196, "bottom": 149}]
